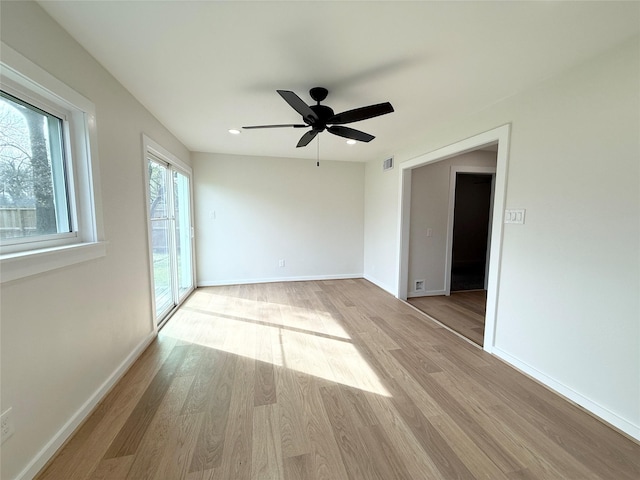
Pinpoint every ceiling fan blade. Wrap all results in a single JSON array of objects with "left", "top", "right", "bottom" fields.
[
  {"left": 296, "top": 130, "right": 318, "bottom": 148},
  {"left": 328, "top": 102, "right": 394, "bottom": 125},
  {"left": 277, "top": 90, "right": 318, "bottom": 124},
  {"left": 328, "top": 125, "right": 375, "bottom": 143},
  {"left": 243, "top": 124, "right": 307, "bottom": 129}
]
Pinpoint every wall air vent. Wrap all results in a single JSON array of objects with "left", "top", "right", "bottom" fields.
[{"left": 383, "top": 156, "right": 394, "bottom": 171}]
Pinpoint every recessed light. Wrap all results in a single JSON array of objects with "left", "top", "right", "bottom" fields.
[
  {"left": 346, "top": 139, "right": 357, "bottom": 145},
  {"left": 228, "top": 129, "right": 241, "bottom": 135}
]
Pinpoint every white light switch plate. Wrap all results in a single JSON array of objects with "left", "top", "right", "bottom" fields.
[{"left": 505, "top": 209, "right": 526, "bottom": 224}]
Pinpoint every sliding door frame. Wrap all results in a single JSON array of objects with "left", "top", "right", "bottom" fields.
[{"left": 142, "top": 134, "right": 195, "bottom": 330}]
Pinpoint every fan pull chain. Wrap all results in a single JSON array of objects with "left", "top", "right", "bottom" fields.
[{"left": 316, "top": 135, "right": 320, "bottom": 167}]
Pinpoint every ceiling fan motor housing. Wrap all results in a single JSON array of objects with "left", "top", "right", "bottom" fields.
[{"left": 308, "top": 104, "right": 334, "bottom": 131}]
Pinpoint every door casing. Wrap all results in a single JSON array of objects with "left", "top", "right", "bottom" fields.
[{"left": 398, "top": 124, "right": 510, "bottom": 352}]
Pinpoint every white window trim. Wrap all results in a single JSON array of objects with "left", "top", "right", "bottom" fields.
[
  {"left": 0, "top": 88, "right": 79, "bottom": 252},
  {"left": 0, "top": 43, "right": 105, "bottom": 283}
]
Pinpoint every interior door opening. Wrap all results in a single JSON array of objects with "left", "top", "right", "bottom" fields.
[
  {"left": 450, "top": 173, "right": 494, "bottom": 292},
  {"left": 398, "top": 125, "right": 510, "bottom": 351},
  {"left": 407, "top": 165, "right": 496, "bottom": 347}
]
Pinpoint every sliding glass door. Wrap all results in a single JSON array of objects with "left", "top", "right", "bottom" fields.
[
  {"left": 173, "top": 169, "right": 193, "bottom": 301},
  {"left": 147, "top": 155, "right": 194, "bottom": 326}
]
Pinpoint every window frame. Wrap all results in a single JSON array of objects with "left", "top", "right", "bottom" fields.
[
  {"left": 0, "top": 43, "right": 105, "bottom": 283},
  {"left": 0, "top": 87, "right": 77, "bottom": 249}
]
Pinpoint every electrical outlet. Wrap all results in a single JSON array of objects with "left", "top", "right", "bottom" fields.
[
  {"left": 278, "top": 259, "right": 285, "bottom": 268},
  {"left": 1, "top": 407, "right": 15, "bottom": 444}
]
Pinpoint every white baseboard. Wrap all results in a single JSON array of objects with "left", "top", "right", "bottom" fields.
[
  {"left": 407, "top": 289, "right": 446, "bottom": 298},
  {"left": 493, "top": 347, "right": 640, "bottom": 442},
  {"left": 362, "top": 274, "right": 396, "bottom": 296},
  {"left": 198, "top": 273, "right": 363, "bottom": 287},
  {"left": 17, "top": 332, "right": 157, "bottom": 480}
]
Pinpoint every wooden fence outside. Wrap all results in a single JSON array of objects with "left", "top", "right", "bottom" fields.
[{"left": 0, "top": 207, "right": 36, "bottom": 239}]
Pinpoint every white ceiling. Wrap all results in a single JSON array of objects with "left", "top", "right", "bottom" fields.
[{"left": 39, "top": 1, "right": 639, "bottom": 162}]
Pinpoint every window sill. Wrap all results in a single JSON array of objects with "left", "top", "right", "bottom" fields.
[{"left": 0, "top": 241, "right": 107, "bottom": 284}]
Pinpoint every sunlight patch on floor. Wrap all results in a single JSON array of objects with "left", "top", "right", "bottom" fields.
[
  {"left": 187, "top": 290, "right": 351, "bottom": 339},
  {"left": 162, "top": 290, "right": 390, "bottom": 396}
]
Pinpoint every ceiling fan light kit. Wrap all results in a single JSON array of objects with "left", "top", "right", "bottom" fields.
[{"left": 243, "top": 87, "right": 394, "bottom": 148}]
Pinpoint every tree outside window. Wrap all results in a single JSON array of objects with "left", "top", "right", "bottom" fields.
[{"left": 0, "top": 91, "right": 70, "bottom": 241}]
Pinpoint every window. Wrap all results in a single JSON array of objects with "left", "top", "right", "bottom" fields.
[
  {"left": 0, "top": 43, "right": 104, "bottom": 282},
  {"left": 0, "top": 91, "right": 73, "bottom": 244}
]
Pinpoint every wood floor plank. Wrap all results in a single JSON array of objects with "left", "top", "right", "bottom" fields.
[
  {"left": 188, "top": 352, "right": 237, "bottom": 473},
  {"left": 486, "top": 405, "right": 601, "bottom": 479},
  {"left": 186, "top": 468, "right": 216, "bottom": 480},
  {"left": 276, "top": 368, "right": 311, "bottom": 459},
  {"left": 302, "top": 378, "right": 350, "bottom": 480},
  {"left": 428, "top": 414, "right": 511, "bottom": 480},
  {"left": 390, "top": 343, "right": 443, "bottom": 375},
  {"left": 88, "top": 455, "right": 135, "bottom": 479},
  {"left": 254, "top": 360, "right": 277, "bottom": 406},
  {"left": 176, "top": 346, "right": 207, "bottom": 377},
  {"left": 318, "top": 385, "right": 385, "bottom": 480},
  {"left": 339, "top": 387, "right": 379, "bottom": 428},
  {"left": 350, "top": 332, "right": 400, "bottom": 382},
  {"left": 251, "top": 404, "right": 283, "bottom": 480},
  {"left": 357, "top": 423, "right": 414, "bottom": 480},
  {"left": 151, "top": 413, "right": 203, "bottom": 480},
  {"left": 104, "top": 344, "right": 190, "bottom": 459},
  {"left": 213, "top": 355, "right": 254, "bottom": 480},
  {"left": 254, "top": 323, "right": 277, "bottom": 406},
  {"left": 283, "top": 453, "right": 314, "bottom": 480},
  {"left": 358, "top": 389, "right": 447, "bottom": 480},
  {"left": 383, "top": 372, "right": 478, "bottom": 479},
  {"left": 125, "top": 374, "right": 195, "bottom": 479},
  {"left": 36, "top": 279, "right": 640, "bottom": 480},
  {"left": 385, "top": 371, "right": 445, "bottom": 418},
  {"left": 390, "top": 346, "right": 526, "bottom": 474},
  {"left": 506, "top": 469, "right": 540, "bottom": 480},
  {"left": 408, "top": 291, "right": 486, "bottom": 345}
]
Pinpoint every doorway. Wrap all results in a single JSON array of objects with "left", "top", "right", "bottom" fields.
[
  {"left": 449, "top": 171, "right": 495, "bottom": 293},
  {"left": 398, "top": 124, "right": 510, "bottom": 352},
  {"left": 144, "top": 137, "right": 195, "bottom": 328},
  {"left": 408, "top": 164, "right": 496, "bottom": 346}
]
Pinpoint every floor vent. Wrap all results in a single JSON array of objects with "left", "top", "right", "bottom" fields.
[{"left": 383, "top": 156, "right": 394, "bottom": 171}]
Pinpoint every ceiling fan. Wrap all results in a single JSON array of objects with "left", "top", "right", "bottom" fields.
[{"left": 243, "top": 87, "right": 394, "bottom": 147}]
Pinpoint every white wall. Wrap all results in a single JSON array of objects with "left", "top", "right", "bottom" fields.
[
  {"left": 363, "top": 159, "right": 400, "bottom": 294},
  {"left": 408, "top": 151, "right": 497, "bottom": 296},
  {"left": 193, "top": 153, "right": 364, "bottom": 285},
  {"left": 0, "top": 2, "right": 191, "bottom": 479},
  {"left": 363, "top": 36, "right": 640, "bottom": 439}
]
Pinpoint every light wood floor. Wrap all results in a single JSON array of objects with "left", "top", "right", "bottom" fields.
[
  {"left": 37, "top": 279, "right": 639, "bottom": 479},
  {"left": 408, "top": 291, "right": 486, "bottom": 346}
]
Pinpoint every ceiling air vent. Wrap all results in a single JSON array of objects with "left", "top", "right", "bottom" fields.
[{"left": 383, "top": 156, "right": 394, "bottom": 171}]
